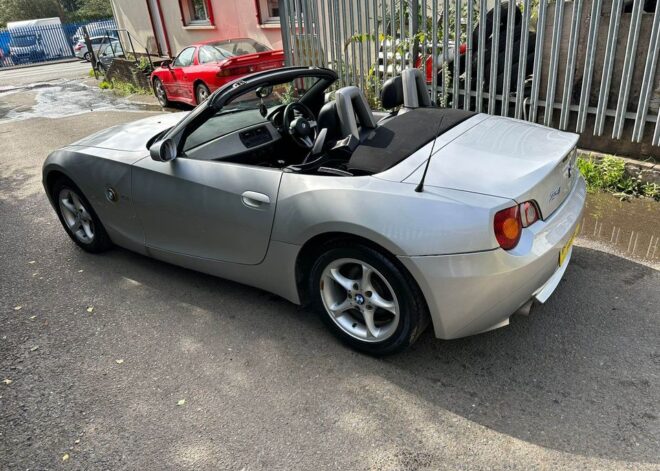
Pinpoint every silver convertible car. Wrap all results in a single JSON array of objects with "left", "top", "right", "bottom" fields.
[{"left": 43, "top": 67, "right": 585, "bottom": 354}]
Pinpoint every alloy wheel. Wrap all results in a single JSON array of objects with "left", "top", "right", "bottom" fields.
[
  {"left": 58, "top": 188, "right": 95, "bottom": 244},
  {"left": 320, "top": 258, "right": 400, "bottom": 342},
  {"left": 196, "top": 85, "right": 209, "bottom": 104},
  {"left": 154, "top": 80, "right": 167, "bottom": 106}
]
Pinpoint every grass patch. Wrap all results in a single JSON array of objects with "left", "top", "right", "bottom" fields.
[
  {"left": 98, "top": 78, "right": 150, "bottom": 96},
  {"left": 577, "top": 154, "right": 659, "bottom": 201}
]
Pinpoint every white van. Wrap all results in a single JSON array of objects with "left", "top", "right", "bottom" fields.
[{"left": 7, "top": 18, "right": 69, "bottom": 64}]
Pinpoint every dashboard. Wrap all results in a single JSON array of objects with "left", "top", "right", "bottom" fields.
[{"left": 184, "top": 120, "right": 282, "bottom": 161}]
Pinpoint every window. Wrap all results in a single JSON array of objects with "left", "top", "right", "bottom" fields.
[
  {"left": 198, "top": 45, "right": 232, "bottom": 64},
  {"left": 257, "top": 0, "right": 280, "bottom": 24},
  {"left": 180, "top": 0, "right": 214, "bottom": 26},
  {"left": 173, "top": 47, "right": 195, "bottom": 67},
  {"left": 205, "top": 39, "right": 270, "bottom": 57}
]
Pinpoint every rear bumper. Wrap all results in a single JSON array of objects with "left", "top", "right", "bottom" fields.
[{"left": 399, "top": 177, "right": 586, "bottom": 339}]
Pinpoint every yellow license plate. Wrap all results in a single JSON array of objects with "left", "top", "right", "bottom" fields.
[{"left": 559, "top": 224, "right": 579, "bottom": 267}]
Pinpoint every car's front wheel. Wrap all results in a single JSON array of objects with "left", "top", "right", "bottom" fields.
[
  {"left": 310, "top": 243, "right": 429, "bottom": 355},
  {"left": 153, "top": 77, "right": 170, "bottom": 107},
  {"left": 52, "top": 178, "right": 113, "bottom": 253}
]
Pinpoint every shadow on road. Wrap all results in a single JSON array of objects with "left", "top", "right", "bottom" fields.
[{"left": 94, "top": 243, "right": 659, "bottom": 464}]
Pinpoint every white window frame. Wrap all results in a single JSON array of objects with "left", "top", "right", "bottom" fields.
[
  {"left": 258, "top": 0, "right": 280, "bottom": 25},
  {"left": 183, "top": 0, "right": 211, "bottom": 26}
]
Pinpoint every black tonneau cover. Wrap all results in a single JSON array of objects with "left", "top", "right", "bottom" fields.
[{"left": 348, "top": 108, "right": 476, "bottom": 174}]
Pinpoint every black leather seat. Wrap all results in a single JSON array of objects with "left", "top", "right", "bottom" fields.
[
  {"left": 316, "top": 101, "right": 342, "bottom": 149},
  {"left": 381, "top": 75, "right": 405, "bottom": 111},
  {"left": 379, "top": 69, "right": 432, "bottom": 123}
]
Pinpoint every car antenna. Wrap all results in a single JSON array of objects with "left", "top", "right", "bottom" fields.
[{"left": 415, "top": 117, "right": 445, "bottom": 193}]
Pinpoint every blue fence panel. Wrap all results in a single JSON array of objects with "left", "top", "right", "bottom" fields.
[{"left": 0, "top": 18, "right": 116, "bottom": 68}]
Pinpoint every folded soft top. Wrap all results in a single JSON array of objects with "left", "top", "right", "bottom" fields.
[{"left": 348, "top": 108, "right": 476, "bottom": 174}]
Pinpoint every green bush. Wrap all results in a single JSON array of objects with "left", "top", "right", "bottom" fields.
[
  {"left": 577, "top": 154, "right": 659, "bottom": 201},
  {"left": 98, "top": 80, "right": 111, "bottom": 90}
]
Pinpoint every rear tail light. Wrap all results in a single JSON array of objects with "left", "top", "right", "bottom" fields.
[
  {"left": 217, "top": 65, "right": 254, "bottom": 77},
  {"left": 494, "top": 206, "right": 522, "bottom": 250},
  {"left": 494, "top": 201, "right": 541, "bottom": 250},
  {"left": 74, "top": 43, "right": 83, "bottom": 51}
]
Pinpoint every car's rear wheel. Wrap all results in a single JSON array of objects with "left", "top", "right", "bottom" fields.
[
  {"left": 83, "top": 52, "right": 91, "bottom": 61},
  {"left": 195, "top": 83, "right": 211, "bottom": 105},
  {"left": 153, "top": 78, "right": 170, "bottom": 107},
  {"left": 52, "top": 178, "right": 113, "bottom": 253},
  {"left": 310, "top": 243, "right": 428, "bottom": 355}
]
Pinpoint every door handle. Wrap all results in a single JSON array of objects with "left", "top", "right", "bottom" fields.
[{"left": 241, "top": 191, "right": 270, "bottom": 208}]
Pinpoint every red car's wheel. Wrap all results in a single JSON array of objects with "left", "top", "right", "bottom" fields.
[
  {"left": 195, "top": 83, "right": 211, "bottom": 105},
  {"left": 153, "top": 78, "right": 170, "bottom": 107}
]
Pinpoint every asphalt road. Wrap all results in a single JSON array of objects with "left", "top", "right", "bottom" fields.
[
  {"left": 0, "top": 64, "right": 659, "bottom": 470},
  {"left": 0, "top": 61, "right": 92, "bottom": 89}
]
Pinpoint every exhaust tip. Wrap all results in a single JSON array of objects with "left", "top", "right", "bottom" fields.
[{"left": 514, "top": 299, "right": 534, "bottom": 317}]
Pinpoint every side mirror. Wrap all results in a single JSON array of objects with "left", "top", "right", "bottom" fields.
[
  {"left": 255, "top": 86, "right": 273, "bottom": 99},
  {"left": 149, "top": 138, "right": 177, "bottom": 162},
  {"left": 160, "top": 59, "right": 172, "bottom": 68}
]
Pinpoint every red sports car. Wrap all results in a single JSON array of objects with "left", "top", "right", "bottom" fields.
[{"left": 150, "top": 38, "right": 284, "bottom": 107}]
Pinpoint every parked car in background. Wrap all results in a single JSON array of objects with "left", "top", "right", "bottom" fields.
[
  {"left": 73, "top": 35, "right": 118, "bottom": 61},
  {"left": 71, "top": 19, "right": 117, "bottom": 43},
  {"left": 150, "top": 38, "right": 285, "bottom": 107},
  {"left": 95, "top": 41, "right": 123, "bottom": 73}
]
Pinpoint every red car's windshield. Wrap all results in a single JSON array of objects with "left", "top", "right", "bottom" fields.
[{"left": 199, "top": 39, "right": 271, "bottom": 63}]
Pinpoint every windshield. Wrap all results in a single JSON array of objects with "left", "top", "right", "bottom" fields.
[
  {"left": 183, "top": 76, "right": 320, "bottom": 151},
  {"left": 10, "top": 35, "right": 37, "bottom": 47}
]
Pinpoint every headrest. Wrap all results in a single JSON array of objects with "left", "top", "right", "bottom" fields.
[
  {"left": 401, "top": 68, "right": 432, "bottom": 108},
  {"left": 380, "top": 76, "right": 404, "bottom": 110},
  {"left": 318, "top": 101, "right": 339, "bottom": 132}
]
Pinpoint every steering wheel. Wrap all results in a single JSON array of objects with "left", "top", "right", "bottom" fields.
[{"left": 283, "top": 102, "right": 318, "bottom": 149}]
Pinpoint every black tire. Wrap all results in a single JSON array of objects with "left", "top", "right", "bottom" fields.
[
  {"left": 153, "top": 77, "right": 170, "bottom": 107},
  {"left": 83, "top": 51, "right": 91, "bottom": 62},
  {"left": 52, "top": 177, "right": 113, "bottom": 253},
  {"left": 309, "top": 242, "right": 429, "bottom": 355},
  {"left": 195, "top": 82, "right": 211, "bottom": 105}
]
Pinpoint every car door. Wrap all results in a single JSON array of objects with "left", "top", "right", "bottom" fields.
[
  {"left": 168, "top": 47, "right": 195, "bottom": 101},
  {"left": 132, "top": 157, "right": 281, "bottom": 265}
]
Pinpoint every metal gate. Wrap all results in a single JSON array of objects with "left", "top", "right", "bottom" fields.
[{"left": 279, "top": 0, "right": 660, "bottom": 148}]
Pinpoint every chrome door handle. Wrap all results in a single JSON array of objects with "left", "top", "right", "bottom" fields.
[{"left": 241, "top": 191, "right": 271, "bottom": 208}]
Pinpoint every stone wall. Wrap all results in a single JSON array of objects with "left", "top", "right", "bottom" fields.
[{"left": 105, "top": 58, "right": 151, "bottom": 89}]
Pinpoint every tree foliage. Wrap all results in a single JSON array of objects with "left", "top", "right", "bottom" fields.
[{"left": 0, "top": 0, "right": 113, "bottom": 27}]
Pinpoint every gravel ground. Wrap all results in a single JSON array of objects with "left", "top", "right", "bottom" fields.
[{"left": 0, "top": 70, "right": 658, "bottom": 470}]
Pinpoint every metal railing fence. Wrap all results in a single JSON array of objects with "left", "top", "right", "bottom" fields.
[
  {"left": 279, "top": 0, "right": 660, "bottom": 147},
  {"left": 0, "top": 18, "right": 117, "bottom": 68}
]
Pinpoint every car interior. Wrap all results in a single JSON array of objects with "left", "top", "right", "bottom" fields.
[{"left": 181, "top": 68, "right": 475, "bottom": 176}]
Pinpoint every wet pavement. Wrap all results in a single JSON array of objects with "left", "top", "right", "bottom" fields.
[
  {"left": 578, "top": 192, "right": 660, "bottom": 269},
  {"left": 0, "top": 80, "right": 158, "bottom": 122}
]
